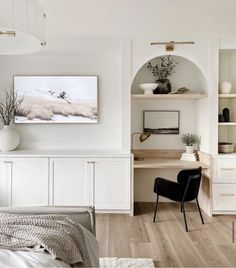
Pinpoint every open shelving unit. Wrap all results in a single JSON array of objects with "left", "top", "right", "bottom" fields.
[
  {"left": 218, "top": 49, "right": 236, "bottom": 154},
  {"left": 218, "top": 122, "right": 236, "bottom": 126},
  {"left": 132, "top": 93, "right": 208, "bottom": 100},
  {"left": 219, "top": 94, "right": 236, "bottom": 99}
]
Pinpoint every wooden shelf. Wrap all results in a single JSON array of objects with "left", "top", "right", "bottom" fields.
[
  {"left": 133, "top": 158, "right": 209, "bottom": 169},
  {"left": 218, "top": 122, "right": 236, "bottom": 126},
  {"left": 131, "top": 93, "right": 208, "bottom": 100},
  {"left": 219, "top": 94, "right": 236, "bottom": 99}
]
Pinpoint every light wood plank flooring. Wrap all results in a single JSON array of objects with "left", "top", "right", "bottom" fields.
[{"left": 96, "top": 202, "right": 236, "bottom": 267}]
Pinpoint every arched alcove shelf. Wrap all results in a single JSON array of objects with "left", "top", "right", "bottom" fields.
[
  {"left": 131, "top": 55, "right": 208, "bottom": 100},
  {"left": 132, "top": 93, "right": 207, "bottom": 100}
]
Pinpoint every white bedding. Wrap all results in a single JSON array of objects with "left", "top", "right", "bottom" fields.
[
  {"left": 0, "top": 249, "right": 71, "bottom": 268},
  {"left": 0, "top": 225, "right": 99, "bottom": 268}
]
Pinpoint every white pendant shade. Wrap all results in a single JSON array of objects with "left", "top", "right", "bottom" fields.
[{"left": 0, "top": 0, "right": 45, "bottom": 55}]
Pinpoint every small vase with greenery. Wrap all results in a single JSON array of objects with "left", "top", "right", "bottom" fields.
[
  {"left": 0, "top": 90, "right": 23, "bottom": 151},
  {"left": 181, "top": 133, "right": 201, "bottom": 154},
  {"left": 147, "top": 55, "right": 178, "bottom": 94}
]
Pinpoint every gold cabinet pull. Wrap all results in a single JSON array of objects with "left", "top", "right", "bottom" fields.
[
  {"left": 221, "top": 193, "right": 235, "bottom": 196},
  {"left": 221, "top": 168, "right": 236, "bottom": 171}
]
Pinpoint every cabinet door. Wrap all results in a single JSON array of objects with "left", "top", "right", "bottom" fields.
[
  {"left": 214, "top": 158, "right": 236, "bottom": 183},
  {"left": 0, "top": 158, "right": 9, "bottom": 206},
  {"left": 95, "top": 158, "right": 130, "bottom": 210},
  {"left": 213, "top": 184, "right": 236, "bottom": 211},
  {"left": 51, "top": 158, "right": 91, "bottom": 206},
  {"left": 7, "top": 158, "right": 49, "bottom": 206}
]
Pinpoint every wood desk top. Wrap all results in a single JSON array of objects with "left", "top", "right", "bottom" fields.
[{"left": 133, "top": 158, "right": 209, "bottom": 169}]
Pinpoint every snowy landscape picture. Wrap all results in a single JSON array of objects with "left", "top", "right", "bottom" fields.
[{"left": 14, "top": 76, "right": 98, "bottom": 124}]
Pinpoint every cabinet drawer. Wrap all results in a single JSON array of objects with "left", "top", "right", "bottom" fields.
[
  {"left": 215, "top": 158, "right": 236, "bottom": 183},
  {"left": 213, "top": 184, "right": 236, "bottom": 211}
]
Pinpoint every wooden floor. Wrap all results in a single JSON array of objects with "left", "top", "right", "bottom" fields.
[{"left": 96, "top": 202, "right": 236, "bottom": 267}]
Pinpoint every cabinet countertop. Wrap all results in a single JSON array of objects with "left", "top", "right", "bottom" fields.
[{"left": 0, "top": 150, "right": 131, "bottom": 158}]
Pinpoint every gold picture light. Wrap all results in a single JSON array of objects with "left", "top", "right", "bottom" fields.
[
  {"left": 151, "top": 41, "right": 195, "bottom": 51},
  {"left": 0, "top": 31, "right": 16, "bottom": 37},
  {"left": 131, "top": 132, "right": 151, "bottom": 161}
]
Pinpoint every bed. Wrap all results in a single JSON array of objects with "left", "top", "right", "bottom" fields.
[{"left": 0, "top": 206, "right": 99, "bottom": 267}]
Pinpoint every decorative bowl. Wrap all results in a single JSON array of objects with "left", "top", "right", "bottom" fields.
[
  {"left": 218, "top": 142, "right": 234, "bottom": 153},
  {"left": 139, "top": 83, "right": 158, "bottom": 95}
]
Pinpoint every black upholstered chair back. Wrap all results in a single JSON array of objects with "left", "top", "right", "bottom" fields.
[
  {"left": 153, "top": 166, "right": 204, "bottom": 231},
  {"left": 177, "top": 167, "right": 202, "bottom": 202}
]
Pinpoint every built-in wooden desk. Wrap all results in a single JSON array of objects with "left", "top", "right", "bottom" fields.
[
  {"left": 131, "top": 150, "right": 211, "bottom": 216},
  {"left": 134, "top": 158, "right": 209, "bottom": 169}
]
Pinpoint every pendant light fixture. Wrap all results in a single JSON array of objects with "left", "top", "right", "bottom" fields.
[{"left": 0, "top": 0, "right": 46, "bottom": 55}]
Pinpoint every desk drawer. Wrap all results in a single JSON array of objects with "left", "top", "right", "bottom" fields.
[
  {"left": 215, "top": 158, "right": 236, "bottom": 183},
  {"left": 213, "top": 184, "right": 236, "bottom": 211}
]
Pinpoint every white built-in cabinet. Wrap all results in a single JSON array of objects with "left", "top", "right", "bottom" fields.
[
  {"left": 212, "top": 157, "right": 236, "bottom": 213},
  {"left": 0, "top": 158, "right": 49, "bottom": 206},
  {"left": 0, "top": 152, "right": 131, "bottom": 213},
  {"left": 50, "top": 158, "right": 91, "bottom": 206},
  {"left": 94, "top": 158, "right": 130, "bottom": 210}
]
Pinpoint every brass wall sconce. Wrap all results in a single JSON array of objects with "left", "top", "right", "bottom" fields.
[
  {"left": 151, "top": 41, "right": 195, "bottom": 51},
  {"left": 131, "top": 132, "right": 151, "bottom": 161},
  {"left": 0, "top": 31, "right": 16, "bottom": 37}
]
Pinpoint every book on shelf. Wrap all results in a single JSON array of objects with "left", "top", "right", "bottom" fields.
[{"left": 180, "top": 153, "right": 197, "bottom": 161}]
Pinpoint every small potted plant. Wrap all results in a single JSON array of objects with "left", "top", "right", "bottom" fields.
[
  {"left": 0, "top": 90, "right": 23, "bottom": 151},
  {"left": 181, "top": 133, "right": 200, "bottom": 154},
  {"left": 147, "top": 55, "right": 178, "bottom": 94}
]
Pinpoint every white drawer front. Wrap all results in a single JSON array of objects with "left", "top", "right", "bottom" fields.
[
  {"left": 215, "top": 158, "right": 236, "bottom": 183},
  {"left": 213, "top": 184, "right": 236, "bottom": 211}
]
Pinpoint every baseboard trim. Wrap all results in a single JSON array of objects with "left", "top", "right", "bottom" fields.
[
  {"left": 95, "top": 209, "right": 131, "bottom": 214},
  {"left": 213, "top": 210, "right": 236, "bottom": 215}
]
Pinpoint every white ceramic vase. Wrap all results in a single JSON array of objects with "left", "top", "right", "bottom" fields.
[
  {"left": 0, "top": 125, "right": 20, "bottom": 151},
  {"left": 219, "top": 82, "right": 232, "bottom": 94},
  {"left": 185, "top": 145, "right": 194, "bottom": 154}
]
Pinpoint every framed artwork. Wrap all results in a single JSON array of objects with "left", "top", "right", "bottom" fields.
[
  {"left": 14, "top": 75, "right": 98, "bottom": 124},
  {"left": 143, "top": 110, "right": 180, "bottom": 134}
]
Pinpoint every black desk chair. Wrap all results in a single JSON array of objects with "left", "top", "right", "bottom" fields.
[{"left": 153, "top": 167, "right": 204, "bottom": 232}]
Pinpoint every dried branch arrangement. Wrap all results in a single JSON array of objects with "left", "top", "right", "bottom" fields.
[
  {"left": 0, "top": 90, "right": 23, "bottom": 125},
  {"left": 147, "top": 55, "right": 178, "bottom": 80}
]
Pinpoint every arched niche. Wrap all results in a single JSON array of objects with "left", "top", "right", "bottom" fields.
[{"left": 131, "top": 55, "right": 208, "bottom": 94}]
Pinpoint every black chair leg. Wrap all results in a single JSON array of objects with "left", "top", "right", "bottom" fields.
[
  {"left": 181, "top": 203, "right": 183, "bottom": 213},
  {"left": 153, "top": 195, "right": 159, "bottom": 223},
  {"left": 182, "top": 202, "right": 188, "bottom": 232},
  {"left": 196, "top": 198, "right": 204, "bottom": 224}
]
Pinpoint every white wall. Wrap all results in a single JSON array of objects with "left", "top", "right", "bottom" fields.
[
  {"left": 132, "top": 100, "right": 198, "bottom": 150},
  {"left": 0, "top": 37, "right": 128, "bottom": 150},
  {"left": 38, "top": 0, "right": 236, "bottom": 39}
]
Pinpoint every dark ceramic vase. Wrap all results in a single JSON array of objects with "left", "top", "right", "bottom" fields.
[
  {"left": 223, "top": 108, "right": 230, "bottom": 122},
  {"left": 153, "top": 79, "right": 171, "bottom": 94}
]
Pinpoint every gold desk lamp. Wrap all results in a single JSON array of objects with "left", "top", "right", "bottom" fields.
[{"left": 131, "top": 132, "right": 151, "bottom": 161}]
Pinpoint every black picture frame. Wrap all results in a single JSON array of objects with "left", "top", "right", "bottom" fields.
[{"left": 143, "top": 110, "right": 180, "bottom": 134}]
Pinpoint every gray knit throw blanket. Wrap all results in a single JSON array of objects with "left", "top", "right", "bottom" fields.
[{"left": 0, "top": 213, "right": 91, "bottom": 267}]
